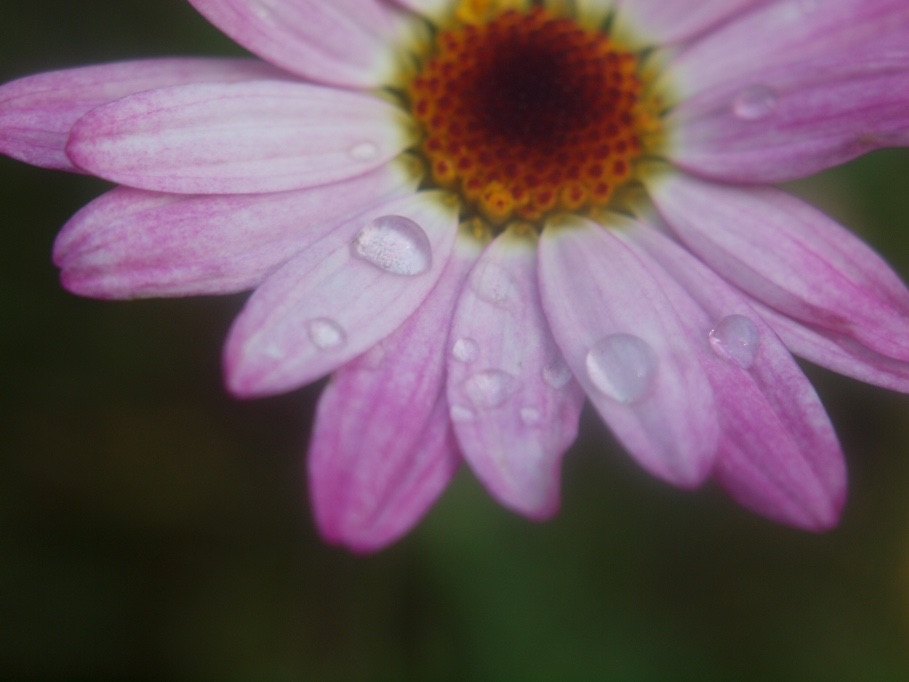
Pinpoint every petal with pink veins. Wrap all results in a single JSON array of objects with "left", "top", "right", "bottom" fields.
[
  {"left": 53, "top": 162, "right": 416, "bottom": 298},
  {"left": 447, "top": 227, "right": 585, "bottom": 519},
  {"left": 186, "top": 0, "right": 401, "bottom": 88},
  {"left": 0, "top": 58, "right": 286, "bottom": 171},
  {"left": 667, "top": 0, "right": 909, "bottom": 181},
  {"left": 538, "top": 216, "right": 718, "bottom": 487},
  {"left": 616, "top": 0, "right": 765, "bottom": 46},
  {"left": 630, "top": 225, "right": 846, "bottom": 531},
  {"left": 648, "top": 173, "right": 909, "bottom": 362},
  {"left": 754, "top": 301, "right": 909, "bottom": 394},
  {"left": 308, "top": 232, "right": 482, "bottom": 552},
  {"left": 224, "top": 190, "right": 458, "bottom": 397},
  {"left": 66, "top": 80, "right": 412, "bottom": 194}
]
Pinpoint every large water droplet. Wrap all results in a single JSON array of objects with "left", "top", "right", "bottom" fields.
[
  {"left": 732, "top": 85, "right": 777, "bottom": 121},
  {"left": 349, "top": 141, "right": 379, "bottom": 161},
  {"left": 450, "top": 404, "right": 476, "bottom": 423},
  {"left": 520, "top": 406, "right": 541, "bottom": 426},
  {"left": 307, "top": 317, "right": 346, "bottom": 350},
  {"left": 709, "top": 314, "right": 760, "bottom": 369},
  {"left": 542, "top": 358, "right": 572, "bottom": 389},
  {"left": 469, "top": 261, "right": 519, "bottom": 308},
  {"left": 585, "top": 334, "right": 658, "bottom": 404},
  {"left": 452, "top": 337, "right": 479, "bottom": 363},
  {"left": 465, "top": 369, "right": 520, "bottom": 409},
  {"left": 352, "top": 215, "right": 432, "bottom": 276}
]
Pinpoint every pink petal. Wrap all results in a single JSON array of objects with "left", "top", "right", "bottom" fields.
[
  {"left": 446, "top": 228, "right": 585, "bottom": 519},
  {"left": 668, "top": 0, "right": 909, "bottom": 181},
  {"left": 308, "top": 234, "right": 482, "bottom": 552},
  {"left": 754, "top": 301, "right": 909, "bottom": 393},
  {"left": 616, "top": 0, "right": 764, "bottom": 45},
  {"left": 224, "top": 190, "right": 458, "bottom": 397},
  {"left": 187, "top": 0, "right": 400, "bottom": 88},
  {"left": 54, "top": 162, "right": 415, "bottom": 298},
  {"left": 0, "top": 58, "right": 286, "bottom": 171},
  {"left": 631, "top": 225, "right": 846, "bottom": 530},
  {"left": 649, "top": 173, "right": 909, "bottom": 362},
  {"left": 537, "top": 216, "right": 718, "bottom": 487},
  {"left": 66, "top": 80, "right": 412, "bottom": 194},
  {"left": 386, "top": 0, "right": 449, "bottom": 20}
]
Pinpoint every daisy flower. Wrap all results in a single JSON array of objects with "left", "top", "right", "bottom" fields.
[{"left": 3, "top": 0, "right": 909, "bottom": 552}]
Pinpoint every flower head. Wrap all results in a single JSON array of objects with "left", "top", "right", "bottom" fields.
[{"left": 3, "top": 0, "right": 909, "bottom": 551}]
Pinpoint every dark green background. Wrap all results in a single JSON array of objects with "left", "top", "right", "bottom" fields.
[{"left": 2, "top": 2, "right": 909, "bottom": 679}]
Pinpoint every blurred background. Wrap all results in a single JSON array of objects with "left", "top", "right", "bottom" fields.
[{"left": 2, "top": 2, "right": 909, "bottom": 679}]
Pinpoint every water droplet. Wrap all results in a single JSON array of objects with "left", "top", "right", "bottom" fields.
[
  {"left": 520, "top": 406, "right": 541, "bottom": 426},
  {"left": 464, "top": 369, "right": 520, "bottom": 409},
  {"left": 542, "top": 358, "right": 572, "bottom": 389},
  {"left": 709, "top": 314, "right": 760, "bottom": 369},
  {"left": 585, "top": 333, "right": 658, "bottom": 404},
  {"left": 307, "top": 317, "right": 346, "bottom": 350},
  {"left": 352, "top": 215, "right": 432, "bottom": 276},
  {"left": 349, "top": 141, "right": 379, "bottom": 161},
  {"left": 732, "top": 85, "right": 777, "bottom": 121},
  {"left": 469, "top": 261, "right": 519, "bottom": 308},
  {"left": 450, "top": 404, "right": 476, "bottom": 423},
  {"left": 452, "top": 337, "right": 479, "bottom": 363}
]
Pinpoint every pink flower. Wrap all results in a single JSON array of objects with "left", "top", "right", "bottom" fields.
[{"left": 3, "top": 0, "right": 909, "bottom": 552}]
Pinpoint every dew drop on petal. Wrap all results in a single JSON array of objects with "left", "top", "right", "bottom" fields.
[
  {"left": 352, "top": 215, "right": 432, "bottom": 276},
  {"left": 307, "top": 317, "right": 346, "bottom": 350},
  {"left": 732, "top": 85, "right": 777, "bottom": 121},
  {"left": 450, "top": 404, "right": 477, "bottom": 423},
  {"left": 349, "top": 141, "right": 379, "bottom": 161},
  {"left": 708, "top": 314, "right": 761, "bottom": 369},
  {"left": 542, "top": 358, "right": 572, "bottom": 390},
  {"left": 585, "top": 333, "right": 657, "bottom": 404},
  {"left": 452, "top": 337, "right": 479, "bottom": 363},
  {"left": 520, "top": 406, "right": 541, "bottom": 426},
  {"left": 465, "top": 369, "right": 520, "bottom": 409},
  {"left": 469, "top": 261, "right": 519, "bottom": 308}
]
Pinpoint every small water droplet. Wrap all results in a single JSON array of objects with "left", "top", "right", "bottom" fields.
[
  {"left": 732, "top": 85, "right": 777, "bottom": 121},
  {"left": 709, "top": 314, "right": 760, "bottom": 369},
  {"left": 585, "top": 333, "right": 658, "bottom": 404},
  {"left": 307, "top": 317, "right": 346, "bottom": 350},
  {"left": 251, "top": 0, "right": 273, "bottom": 20},
  {"left": 469, "top": 261, "right": 519, "bottom": 308},
  {"left": 542, "top": 358, "right": 572, "bottom": 389},
  {"left": 520, "top": 406, "right": 541, "bottom": 426},
  {"left": 452, "top": 337, "right": 479, "bottom": 363},
  {"left": 349, "top": 141, "right": 379, "bottom": 161},
  {"left": 352, "top": 215, "right": 432, "bottom": 276},
  {"left": 450, "top": 404, "right": 476, "bottom": 423},
  {"left": 464, "top": 369, "right": 520, "bottom": 409}
]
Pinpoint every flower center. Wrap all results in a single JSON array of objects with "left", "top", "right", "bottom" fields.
[{"left": 406, "top": 4, "right": 660, "bottom": 226}]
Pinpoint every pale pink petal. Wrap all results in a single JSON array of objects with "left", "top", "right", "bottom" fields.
[
  {"left": 308, "top": 234, "right": 481, "bottom": 552},
  {"left": 66, "top": 80, "right": 412, "bottom": 194},
  {"left": 54, "top": 163, "right": 415, "bottom": 298},
  {"left": 649, "top": 173, "right": 909, "bottom": 362},
  {"left": 631, "top": 225, "right": 846, "bottom": 530},
  {"left": 446, "top": 228, "right": 585, "bottom": 519},
  {"left": 667, "top": 0, "right": 909, "bottom": 180},
  {"left": 386, "top": 0, "right": 449, "bottom": 20},
  {"left": 187, "top": 0, "right": 400, "bottom": 88},
  {"left": 538, "top": 216, "right": 718, "bottom": 487},
  {"left": 754, "top": 301, "right": 909, "bottom": 393},
  {"left": 0, "top": 58, "right": 286, "bottom": 171},
  {"left": 616, "top": 0, "right": 764, "bottom": 45},
  {"left": 224, "top": 190, "right": 458, "bottom": 397}
]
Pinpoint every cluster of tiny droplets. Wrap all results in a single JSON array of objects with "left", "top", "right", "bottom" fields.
[{"left": 407, "top": 6, "right": 656, "bottom": 226}]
